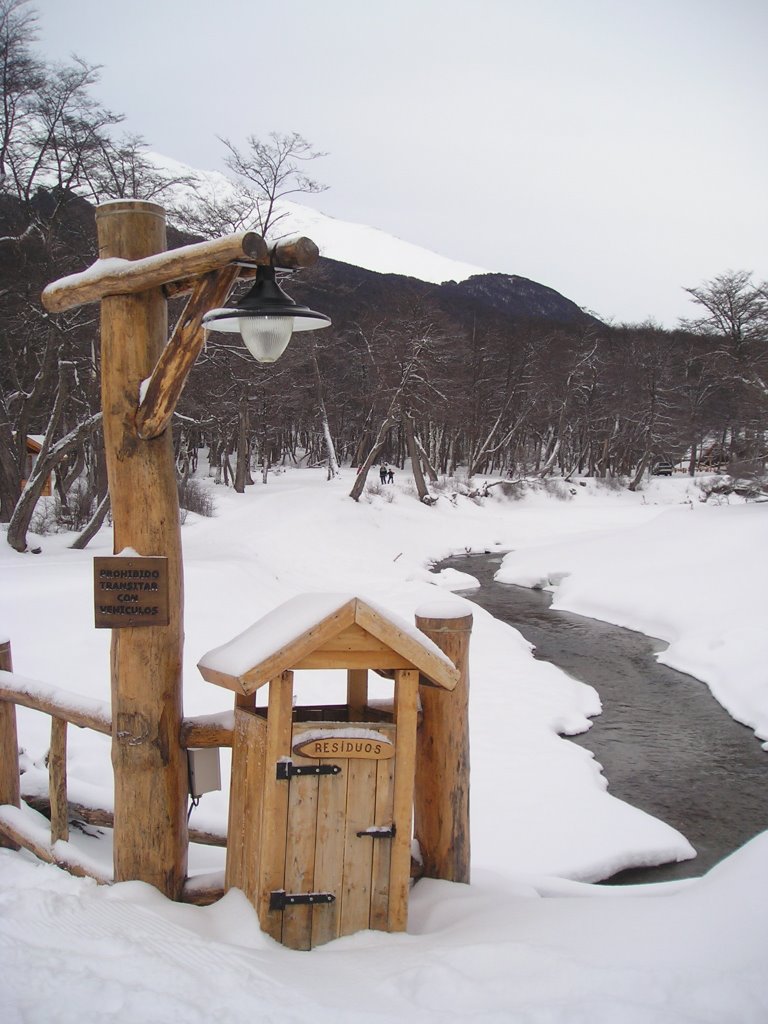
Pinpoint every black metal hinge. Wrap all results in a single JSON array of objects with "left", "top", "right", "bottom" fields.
[
  {"left": 269, "top": 889, "right": 336, "bottom": 911},
  {"left": 356, "top": 825, "right": 396, "bottom": 839},
  {"left": 276, "top": 760, "right": 342, "bottom": 781}
]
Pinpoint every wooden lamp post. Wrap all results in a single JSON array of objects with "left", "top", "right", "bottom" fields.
[{"left": 42, "top": 200, "right": 329, "bottom": 898}]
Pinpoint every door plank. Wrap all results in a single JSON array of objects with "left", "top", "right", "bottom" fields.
[
  {"left": 369, "top": 723, "right": 397, "bottom": 930},
  {"left": 226, "top": 709, "right": 267, "bottom": 903},
  {"left": 281, "top": 746, "right": 320, "bottom": 951},
  {"left": 340, "top": 757, "right": 377, "bottom": 937},
  {"left": 257, "top": 671, "right": 294, "bottom": 941},
  {"left": 311, "top": 745, "right": 349, "bottom": 948}
]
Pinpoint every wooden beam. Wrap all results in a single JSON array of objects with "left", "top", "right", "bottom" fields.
[
  {"left": 163, "top": 237, "right": 321, "bottom": 299},
  {"left": 0, "top": 673, "right": 111, "bottom": 735},
  {"left": 180, "top": 880, "right": 225, "bottom": 906},
  {"left": 355, "top": 600, "right": 460, "bottom": 691},
  {"left": 135, "top": 264, "right": 240, "bottom": 439},
  {"left": 23, "top": 793, "right": 227, "bottom": 846},
  {"left": 294, "top": 651, "right": 413, "bottom": 670},
  {"left": 180, "top": 716, "right": 234, "bottom": 748},
  {"left": 41, "top": 229, "right": 268, "bottom": 313},
  {"left": 0, "top": 809, "right": 111, "bottom": 884},
  {"left": 198, "top": 598, "right": 358, "bottom": 695},
  {"left": 42, "top": 230, "right": 321, "bottom": 313},
  {"left": 270, "top": 236, "right": 321, "bottom": 270}
]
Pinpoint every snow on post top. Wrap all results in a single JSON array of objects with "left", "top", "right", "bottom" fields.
[{"left": 415, "top": 597, "right": 474, "bottom": 622}]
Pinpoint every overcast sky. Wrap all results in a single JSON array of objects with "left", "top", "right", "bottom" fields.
[{"left": 31, "top": 0, "right": 767, "bottom": 326}]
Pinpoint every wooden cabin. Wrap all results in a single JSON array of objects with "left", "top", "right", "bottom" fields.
[{"left": 198, "top": 593, "right": 461, "bottom": 951}]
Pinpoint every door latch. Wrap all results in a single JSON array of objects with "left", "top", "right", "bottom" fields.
[
  {"left": 356, "top": 824, "right": 396, "bottom": 839},
  {"left": 269, "top": 889, "right": 336, "bottom": 911},
  {"left": 276, "top": 760, "right": 342, "bottom": 781}
]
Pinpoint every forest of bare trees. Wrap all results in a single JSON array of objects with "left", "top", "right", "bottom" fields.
[{"left": 1, "top": 0, "right": 766, "bottom": 552}]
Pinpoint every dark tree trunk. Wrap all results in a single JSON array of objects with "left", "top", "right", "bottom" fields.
[
  {"left": 70, "top": 491, "right": 111, "bottom": 550},
  {"left": 234, "top": 399, "right": 250, "bottom": 494},
  {"left": 349, "top": 416, "right": 396, "bottom": 501},
  {"left": 403, "top": 412, "right": 432, "bottom": 502}
]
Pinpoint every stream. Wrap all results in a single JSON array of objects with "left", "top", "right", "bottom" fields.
[{"left": 438, "top": 552, "right": 768, "bottom": 884}]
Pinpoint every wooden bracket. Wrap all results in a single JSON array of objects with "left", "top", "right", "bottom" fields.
[
  {"left": 41, "top": 232, "right": 321, "bottom": 314},
  {"left": 41, "top": 220, "right": 324, "bottom": 442},
  {"left": 41, "top": 231, "right": 268, "bottom": 313},
  {"left": 135, "top": 264, "right": 241, "bottom": 439}
]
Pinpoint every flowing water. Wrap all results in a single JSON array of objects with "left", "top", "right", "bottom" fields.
[{"left": 438, "top": 552, "right": 768, "bottom": 884}]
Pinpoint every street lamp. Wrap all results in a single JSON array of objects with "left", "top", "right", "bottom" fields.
[
  {"left": 202, "top": 263, "right": 331, "bottom": 363},
  {"left": 40, "top": 201, "right": 330, "bottom": 899}
]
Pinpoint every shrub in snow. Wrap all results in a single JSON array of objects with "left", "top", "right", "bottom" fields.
[
  {"left": 57, "top": 480, "right": 99, "bottom": 531},
  {"left": 543, "top": 479, "right": 577, "bottom": 501},
  {"left": 598, "top": 474, "right": 630, "bottom": 491},
  {"left": 29, "top": 483, "right": 105, "bottom": 535},
  {"left": 29, "top": 498, "right": 58, "bottom": 536},
  {"left": 364, "top": 481, "right": 395, "bottom": 503},
  {"left": 178, "top": 479, "right": 216, "bottom": 522}
]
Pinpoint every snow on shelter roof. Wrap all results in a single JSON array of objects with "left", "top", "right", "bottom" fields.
[{"left": 197, "top": 593, "right": 460, "bottom": 696}]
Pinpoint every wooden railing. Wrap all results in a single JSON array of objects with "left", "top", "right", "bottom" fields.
[{"left": 0, "top": 639, "right": 233, "bottom": 901}]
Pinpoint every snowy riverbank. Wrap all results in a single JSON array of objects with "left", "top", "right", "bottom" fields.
[{"left": 2, "top": 469, "right": 766, "bottom": 1022}]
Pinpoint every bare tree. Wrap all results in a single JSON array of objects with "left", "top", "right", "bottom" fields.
[
  {"left": 172, "top": 131, "right": 327, "bottom": 243},
  {"left": 0, "top": 0, "right": 43, "bottom": 197},
  {"left": 219, "top": 131, "right": 327, "bottom": 240},
  {"left": 682, "top": 270, "right": 768, "bottom": 352},
  {"left": 78, "top": 133, "right": 193, "bottom": 202},
  {"left": 309, "top": 338, "right": 340, "bottom": 478}
]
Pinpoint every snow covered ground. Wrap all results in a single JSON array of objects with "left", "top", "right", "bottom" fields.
[{"left": 1, "top": 469, "right": 766, "bottom": 1022}]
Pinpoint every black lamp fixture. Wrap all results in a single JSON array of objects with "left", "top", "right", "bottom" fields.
[{"left": 202, "top": 264, "right": 331, "bottom": 363}]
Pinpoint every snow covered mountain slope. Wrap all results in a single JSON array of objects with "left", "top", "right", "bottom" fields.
[{"left": 149, "top": 152, "right": 489, "bottom": 284}]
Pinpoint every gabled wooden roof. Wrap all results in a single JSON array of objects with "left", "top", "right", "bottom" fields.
[{"left": 198, "top": 594, "right": 459, "bottom": 696}]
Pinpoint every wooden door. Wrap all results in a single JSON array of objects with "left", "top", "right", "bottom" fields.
[{"left": 270, "top": 721, "right": 401, "bottom": 950}]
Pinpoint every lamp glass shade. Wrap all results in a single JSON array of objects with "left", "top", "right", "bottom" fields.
[
  {"left": 201, "top": 264, "right": 331, "bottom": 362},
  {"left": 240, "top": 315, "right": 295, "bottom": 363}
]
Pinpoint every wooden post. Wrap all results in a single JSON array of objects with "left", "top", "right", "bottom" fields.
[
  {"left": 413, "top": 606, "right": 473, "bottom": 884},
  {"left": 96, "top": 200, "right": 187, "bottom": 898},
  {"left": 347, "top": 668, "right": 368, "bottom": 719},
  {"left": 0, "top": 639, "right": 20, "bottom": 849},
  {"left": 49, "top": 717, "right": 68, "bottom": 843}
]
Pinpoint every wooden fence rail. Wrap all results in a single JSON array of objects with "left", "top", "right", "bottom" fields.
[{"left": 0, "top": 641, "right": 233, "bottom": 900}]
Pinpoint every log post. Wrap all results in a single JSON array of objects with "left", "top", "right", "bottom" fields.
[
  {"left": 49, "top": 717, "right": 68, "bottom": 843},
  {"left": 413, "top": 603, "right": 473, "bottom": 884},
  {"left": 96, "top": 200, "right": 187, "bottom": 898},
  {"left": 0, "top": 639, "right": 20, "bottom": 849}
]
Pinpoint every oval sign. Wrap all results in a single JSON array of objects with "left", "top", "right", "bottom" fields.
[{"left": 293, "top": 734, "right": 394, "bottom": 760}]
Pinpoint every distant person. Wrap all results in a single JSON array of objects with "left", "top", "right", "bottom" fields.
[
  {"left": 387, "top": 467, "right": 395, "bottom": 484},
  {"left": 379, "top": 464, "right": 388, "bottom": 484}
]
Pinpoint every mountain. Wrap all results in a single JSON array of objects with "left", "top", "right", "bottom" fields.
[
  {"left": 151, "top": 153, "right": 595, "bottom": 326},
  {"left": 442, "top": 273, "right": 594, "bottom": 325}
]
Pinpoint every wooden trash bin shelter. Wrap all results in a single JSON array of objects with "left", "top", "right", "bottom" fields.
[{"left": 197, "top": 593, "right": 461, "bottom": 951}]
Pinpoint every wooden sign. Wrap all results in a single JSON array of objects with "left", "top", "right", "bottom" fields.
[
  {"left": 93, "top": 556, "right": 169, "bottom": 629},
  {"left": 293, "top": 733, "right": 394, "bottom": 760}
]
